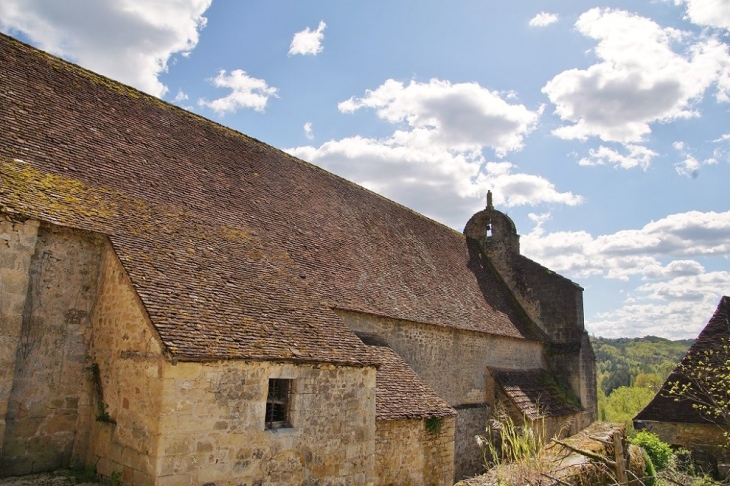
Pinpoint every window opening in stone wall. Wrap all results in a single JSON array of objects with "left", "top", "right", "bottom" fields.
[{"left": 265, "top": 378, "right": 292, "bottom": 429}]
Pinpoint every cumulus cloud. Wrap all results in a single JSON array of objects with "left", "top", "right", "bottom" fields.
[
  {"left": 590, "top": 279, "right": 730, "bottom": 338},
  {"left": 288, "top": 21, "right": 326, "bottom": 56},
  {"left": 672, "top": 140, "right": 719, "bottom": 178},
  {"left": 542, "top": 8, "right": 730, "bottom": 143},
  {"left": 304, "top": 122, "right": 314, "bottom": 140},
  {"left": 174, "top": 89, "right": 188, "bottom": 102},
  {"left": 525, "top": 209, "right": 730, "bottom": 338},
  {"left": 578, "top": 144, "right": 658, "bottom": 170},
  {"left": 288, "top": 136, "right": 581, "bottom": 227},
  {"left": 676, "top": 0, "right": 730, "bottom": 30},
  {"left": 339, "top": 78, "right": 542, "bottom": 156},
  {"left": 287, "top": 78, "right": 579, "bottom": 227},
  {"left": 523, "top": 209, "right": 730, "bottom": 280},
  {"left": 529, "top": 12, "right": 559, "bottom": 27},
  {"left": 0, "top": 0, "right": 211, "bottom": 98},
  {"left": 197, "top": 69, "right": 278, "bottom": 115}
]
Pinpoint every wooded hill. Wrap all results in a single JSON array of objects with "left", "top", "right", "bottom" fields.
[{"left": 590, "top": 335, "right": 693, "bottom": 430}]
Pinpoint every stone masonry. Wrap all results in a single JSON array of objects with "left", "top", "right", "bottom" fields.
[
  {"left": 0, "top": 221, "right": 103, "bottom": 475},
  {"left": 336, "top": 309, "right": 545, "bottom": 480}
]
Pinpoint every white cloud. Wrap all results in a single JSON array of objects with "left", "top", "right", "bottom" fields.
[
  {"left": 578, "top": 144, "right": 658, "bottom": 170},
  {"left": 287, "top": 78, "right": 579, "bottom": 227},
  {"left": 524, "top": 209, "right": 730, "bottom": 338},
  {"left": 174, "top": 89, "right": 188, "bottom": 102},
  {"left": 672, "top": 140, "right": 719, "bottom": 178},
  {"left": 304, "top": 122, "right": 314, "bottom": 140},
  {"left": 198, "top": 69, "right": 278, "bottom": 115},
  {"left": 523, "top": 209, "right": 730, "bottom": 281},
  {"left": 529, "top": 12, "right": 559, "bottom": 27},
  {"left": 0, "top": 0, "right": 211, "bottom": 98},
  {"left": 288, "top": 136, "right": 582, "bottom": 228},
  {"left": 339, "top": 78, "right": 542, "bottom": 156},
  {"left": 675, "top": 155, "right": 702, "bottom": 178},
  {"left": 288, "top": 21, "right": 326, "bottom": 56},
  {"left": 542, "top": 8, "right": 730, "bottom": 143},
  {"left": 676, "top": 0, "right": 730, "bottom": 30},
  {"left": 590, "top": 280, "right": 730, "bottom": 338}
]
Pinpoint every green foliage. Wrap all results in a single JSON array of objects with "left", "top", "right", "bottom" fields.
[
  {"left": 87, "top": 361, "right": 116, "bottom": 424},
  {"left": 108, "top": 471, "right": 122, "bottom": 486},
  {"left": 65, "top": 462, "right": 97, "bottom": 483},
  {"left": 591, "top": 335, "right": 692, "bottom": 396},
  {"left": 630, "top": 431, "right": 673, "bottom": 471},
  {"left": 424, "top": 417, "right": 443, "bottom": 435},
  {"left": 475, "top": 404, "right": 568, "bottom": 485},
  {"left": 642, "top": 449, "right": 656, "bottom": 486},
  {"left": 663, "top": 337, "right": 730, "bottom": 446},
  {"left": 600, "top": 386, "right": 655, "bottom": 433}
]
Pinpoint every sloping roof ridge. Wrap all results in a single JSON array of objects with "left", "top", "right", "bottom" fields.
[
  {"left": 468, "top": 240, "right": 551, "bottom": 342},
  {"left": 3, "top": 34, "right": 465, "bottom": 244},
  {"left": 517, "top": 253, "right": 583, "bottom": 290},
  {"left": 634, "top": 296, "right": 730, "bottom": 424},
  {"left": 334, "top": 306, "right": 547, "bottom": 343}
]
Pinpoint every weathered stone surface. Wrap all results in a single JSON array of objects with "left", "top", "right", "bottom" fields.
[
  {"left": 376, "top": 417, "right": 455, "bottom": 486},
  {"left": 0, "top": 222, "right": 101, "bottom": 476},
  {"left": 337, "top": 309, "right": 544, "bottom": 480}
]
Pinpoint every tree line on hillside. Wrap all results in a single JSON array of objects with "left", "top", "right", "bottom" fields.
[{"left": 590, "top": 335, "right": 693, "bottom": 432}]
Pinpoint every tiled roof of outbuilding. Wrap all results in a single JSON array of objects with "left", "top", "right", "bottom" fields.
[
  {"left": 360, "top": 336, "right": 456, "bottom": 420},
  {"left": 489, "top": 368, "right": 583, "bottom": 419},
  {"left": 634, "top": 296, "right": 730, "bottom": 425},
  {"left": 0, "top": 34, "right": 544, "bottom": 364}
]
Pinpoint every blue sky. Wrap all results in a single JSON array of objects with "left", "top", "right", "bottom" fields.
[{"left": 2, "top": 0, "right": 729, "bottom": 339}]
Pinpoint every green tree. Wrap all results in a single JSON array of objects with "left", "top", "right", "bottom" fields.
[{"left": 602, "top": 386, "right": 655, "bottom": 433}]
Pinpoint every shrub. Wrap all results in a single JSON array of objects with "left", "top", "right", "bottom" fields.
[
  {"left": 630, "top": 431, "right": 672, "bottom": 471},
  {"left": 642, "top": 449, "right": 656, "bottom": 486}
]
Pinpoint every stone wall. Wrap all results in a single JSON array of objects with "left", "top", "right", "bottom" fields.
[
  {"left": 0, "top": 221, "right": 103, "bottom": 476},
  {"left": 639, "top": 421, "right": 728, "bottom": 472},
  {"left": 0, "top": 215, "right": 39, "bottom": 458},
  {"left": 465, "top": 206, "right": 597, "bottom": 427},
  {"left": 454, "top": 405, "right": 490, "bottom": 479},
  {"left": 375, "top": 417, "right": 455, "bottom": 486},
  {"left": 335, "top": 309, "right": 545, "bottom": 480},
  {"left": 155, "top": 360, "right": 376, "bottom": 486},
  {"left": 85, "top": 242, "right": 166, "bottom": 486}
]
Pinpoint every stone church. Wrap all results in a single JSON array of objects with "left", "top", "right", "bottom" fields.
[{"left": 0, "top": 34, "right": 596, "bottom": 485}]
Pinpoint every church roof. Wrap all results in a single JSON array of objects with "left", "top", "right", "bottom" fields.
[
  {"left": 0, "top": 34, "right": 545, "bottom": 365},
  {"left": 489, "top": 368, "right": 583, "bottom": 419},
  {"left": 634, "top": 296, "right": 730, "bottom": 425}
]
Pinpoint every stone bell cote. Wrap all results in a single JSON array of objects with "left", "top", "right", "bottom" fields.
[{"left": 463, "top": 191, "right": 520, "bottom": 264}]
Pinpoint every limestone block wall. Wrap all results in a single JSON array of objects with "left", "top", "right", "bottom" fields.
[
  {"left": 0, "top": 215, "right": 39, "bottom": 456},
  {"left": 86, "top": 242, "right": 166, "bottom": 486},
  {"left": 335, "top": 309, "right": 545, "bottom": 480},
  {"left": 155, "top": 360, "right": 376, "bottom": 486},
  {"left": 0, "top": 221, "right": 103, "bottom": 476},
  {"left": 454, "top": 406, "right": 490, "bottom": 479},
  {"left": 639, "top": 421, "right": 728, "bottom": 471},
  {"left": 375, "top": 417, "right": 455, "bottom": 486}
]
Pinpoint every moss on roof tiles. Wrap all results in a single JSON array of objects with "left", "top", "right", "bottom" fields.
[{"left": 1, "top": 33, "right": 548, "bottom": 364}]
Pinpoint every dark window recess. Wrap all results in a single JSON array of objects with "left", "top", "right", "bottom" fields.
[{"left": 265, "top": 378, "right": 292, "bottom": 429}]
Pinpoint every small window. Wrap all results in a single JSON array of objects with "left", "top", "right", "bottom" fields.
[{"left": 265, "top": 378, "right": 292, "bottom": 429}]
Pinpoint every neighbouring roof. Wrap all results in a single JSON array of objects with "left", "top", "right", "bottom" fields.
[
  {"left": 635, "top": 296, "right": 730, "bottom": 425},
  {"left": 0, "top": 34, "right": 546, "bottom": 364},
  {"left": 489, "top": 368, "right": 583, "bottom": 420},
  {"left": 357, "top": 333, "right": 456, "bottom": 421}
]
